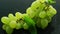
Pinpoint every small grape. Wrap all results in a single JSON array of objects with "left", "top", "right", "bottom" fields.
[
  {"left": 46, "top": 17, "right": 51, "bottom": 23},
  {"left": 23, "top": 23, "right": 29, "bottom": 30},
  {"left": 31, "top": 1, "right": 41, "bottom": 10},
  {"left": 6, "top": 26, "right": 13, "bottom": 34},
  {"left": 31, "top": 1, "right": 46, "bottom": 11},
  {"left": 8, "top": 13, "right": 17, "bottom": 21},
  {"left": 46, "top": 11, "right": 53, "bottom": 17},
  {"left": 49, "top": 5, "right": 57, "bottom": 15},
  {"left": 15, "top": 12, "right": 23, "bottom": 20},
  {"left": 16, "top": 23, "right": 22, "bottom": 30},
  {"left": 41, "top": 19, "right": 48, "bottom": 29},
  {"left": 39, "top": 11, "right": 46, "bottom": 18},
  {"left": 9, "top": 21, "right": 17, "bottom": 29},
  {"left": 47, "top": 5, "right": 57, "bottom": 17},
  {"left": 1, "top": 17, "right": 10, "bottom": 24},
  {"left": 2, "top": 25, "right": 7, "bottom": 30},
  {"left": 26, "top": 7, "right": 36, "bottom": 18},
  {"left": 19, "top": 20, "right": 25, "bottom": 27}
]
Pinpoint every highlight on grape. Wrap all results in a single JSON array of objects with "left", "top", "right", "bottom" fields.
[{"left": 1, "top": 0, "right": 57, "bottom": 34}]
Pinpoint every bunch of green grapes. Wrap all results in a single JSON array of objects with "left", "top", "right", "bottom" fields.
[
  {"left": 26, "top": 0, "right": 57, "bottom": 29},
  {"left": 36, "top": 5, "right": 57, "bottom": 29},
  {"left": 26, "top": 0, "right": 46, "bottom": 18},
  {"left": 1, "top": 0, "right": 57, "bottom": 34},
  {"left": 1, "top": 12, "right": 30, "bottom": 34}
]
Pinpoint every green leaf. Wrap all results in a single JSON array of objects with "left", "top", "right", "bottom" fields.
[{"left": 23, "top": 15, "right": 35, "bottom": 26}]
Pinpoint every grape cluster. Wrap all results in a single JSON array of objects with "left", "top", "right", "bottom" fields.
[
  {"left": 26, "top": 0, "right": 57, "bottom": 29},
  {"left": 1, "top": 0, "right": 57, "bottom": 34},
  {"left": 1, "top": 12, "right": 29, "bottom": 34}
]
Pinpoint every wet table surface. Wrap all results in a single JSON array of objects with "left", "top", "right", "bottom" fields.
[{"left": 0, "top": 0, "right": 60, "bottom": 34}]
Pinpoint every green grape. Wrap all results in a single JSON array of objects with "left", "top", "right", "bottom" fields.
[
  {"left": 23, "top": 23, "right": 29, "bottom": 30},
  {"left": 2, "top": 25, "right": 7, "bottom": 30},
  {"left": 31, "top": 1, "right": 46, "bottom": 11},
  {"left": 26, "top": 7, "right": 36, "bottom": 18},
  {"left": 9, "top": 21, "right": 17, "bottom": 29},
  {"left": 20, "top": 20, "right": 25, "bottom": 25},
  {"left": 6, "top": 26, "right": 13, "bottom": 34},
  {"left": 16, "top": 23, "right": 22, "bottom": 30},
  {"left": 36, "top": 18, "right": 41, "bottom": 28},
  {"left": 39, "top": 11, "right": 47, "bottom": 18},
  {"left": 15, "top": 12, "right": 23, "bottom": 20},
  {"left": 1, "top": 17, "right": 10, "bottom": 24},
  {"left": 46, "top": 17, "right": 51, "bottom": 23},
  {"left": 47, "top": 5, "right": 57, "bottom": 17},
  {"left": 31, "top": 1, "right": 40, "bottom": 10},
  {"left": 49, "top": 5, "right": 57, "bottom": 15},
  {"left": 18, "top": 20, "right": 25, "bottom": 27},
  {"left": 41, "top": 19, "right": 48, "bottom": 29},
  {"left": 8, "top": 13, "right": 17, "bottom": 21},
  {"left": 46, "top": 11, "right": 53, "bottom": 17}
]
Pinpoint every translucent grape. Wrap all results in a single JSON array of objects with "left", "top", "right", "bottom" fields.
[
  {"left": 26, "top": 7, "right": 36, "bottom": 18},
  {"left": 8, "top": 13, "right": 17, "bottom": 21},
  {"left": 41, "top": 19, "right": 48, "bottom": 29},
  {"left": 6, "top": 26, "right": 13, "bottom": 34},
  {"left": 1, "top": 17, "right": 10, "bottom": 24},
  {"left": 46, "top": 11, "right": 53, "bottom": 17},
  {"left": 2, "top": 25, "right": 7, "bottom": 30},
  {"left": 23, "top": 23, "right": 29, "bottom": 30},
  {"left": 31, "top": 1, "right": 46, "bottom": 11},
  {"left": 31, "top": 1, "right": 40, "bottom": 10},
  {"left": 9, "top": 21, "right": 17, "bottom": 29},
  {"left": 46, "top": 17, "right": 51, "bottom": 23},
  {"left": 16, "top": 23, "right": 22, "bottom": 30},
  {"left": 19, "top": 20, "right": 25, "bottom": 27},
  {"left": 47, "top": 5, "right": 57, "bottom": 17},
  {"left": 15, "top": 12, "right": 23, "bottom": 20},
  {"left": 39, "top": 11, "right": 47, "bottom": 18},
  {"left": 49, "top": 5, "right": 57, "bottom": 15}
]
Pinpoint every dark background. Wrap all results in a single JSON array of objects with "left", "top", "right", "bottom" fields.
[{"left": 0, "top": 0, "right": 60, "bottom": 34}]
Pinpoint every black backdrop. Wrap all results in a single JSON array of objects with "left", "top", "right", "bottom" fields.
[{"left": 0, "top": 0, "right": 60, "bottom": 34}]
